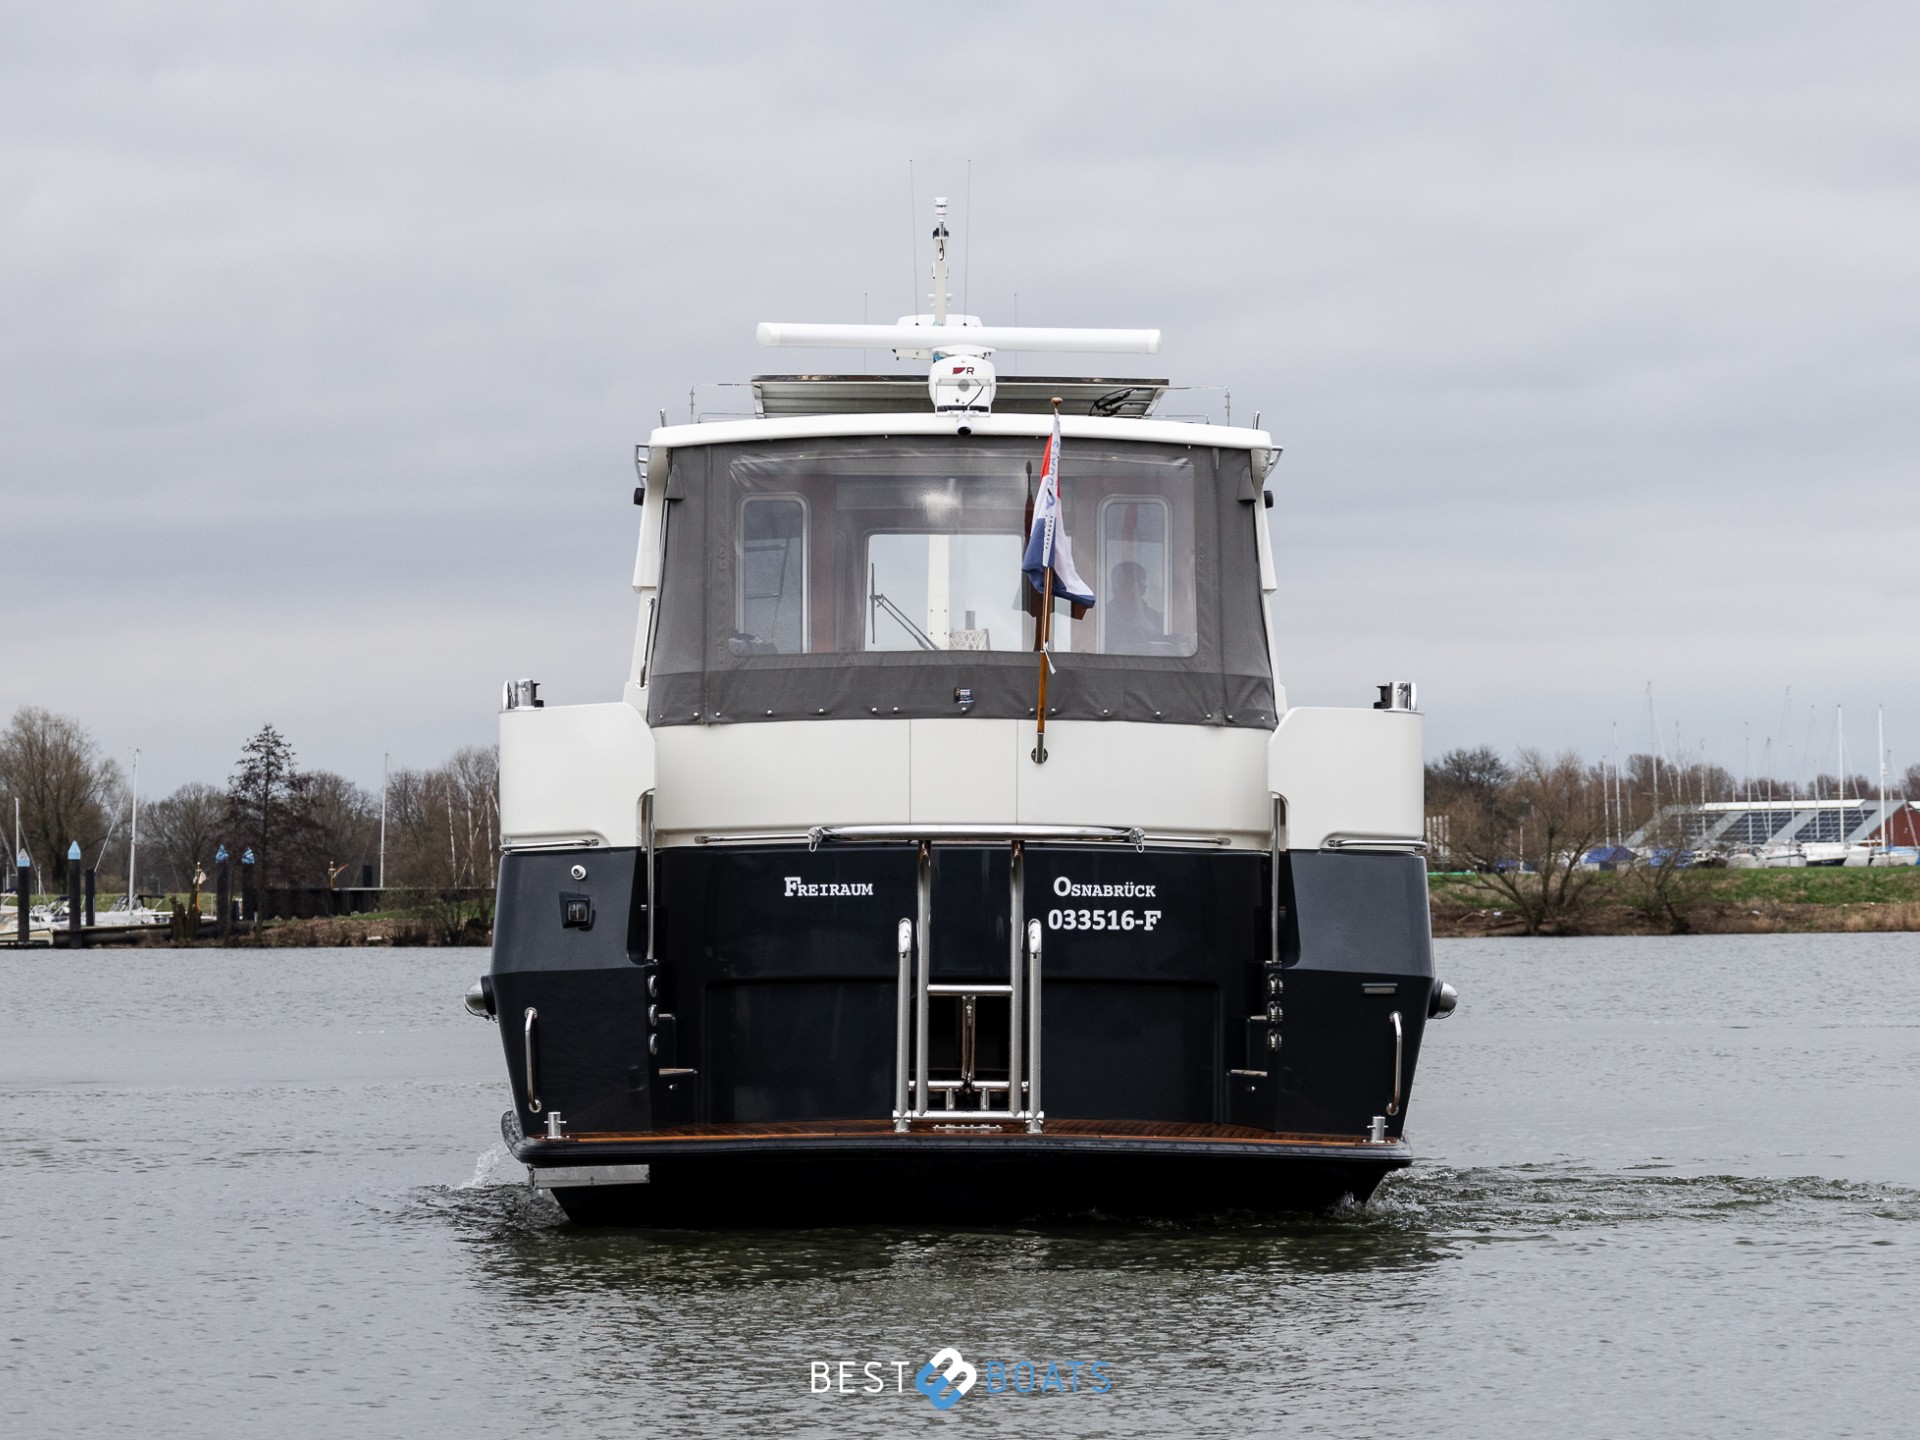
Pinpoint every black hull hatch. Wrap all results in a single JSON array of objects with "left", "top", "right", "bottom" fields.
[{"left": 486, "top": 841, "right": 1435, "bottom": 1225}]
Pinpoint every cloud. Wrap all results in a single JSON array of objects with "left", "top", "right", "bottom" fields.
[{"left": 3, "top": 2, "right": 1917, "bottom": 789}]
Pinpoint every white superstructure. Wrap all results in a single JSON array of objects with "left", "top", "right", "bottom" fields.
[{"left": 501, "top": 414, "right": 1420, "bottom": 858}]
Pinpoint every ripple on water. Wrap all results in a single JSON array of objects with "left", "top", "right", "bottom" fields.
[{"left": 398, "top": 1157, "right": 1920, "bottom": 1286}]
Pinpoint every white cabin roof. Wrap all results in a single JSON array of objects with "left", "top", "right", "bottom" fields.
[{"left": 646, "top": 410, "right": 1276, "bottom": 454}]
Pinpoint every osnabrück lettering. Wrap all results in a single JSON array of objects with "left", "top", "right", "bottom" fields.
[{"left": 1052, "top": 876, "right": 1156, "bottom": 899}]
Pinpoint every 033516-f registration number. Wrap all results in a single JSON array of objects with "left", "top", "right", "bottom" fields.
[{"left": 1046, "top": 908, "right": 1163, "bottom": 932}]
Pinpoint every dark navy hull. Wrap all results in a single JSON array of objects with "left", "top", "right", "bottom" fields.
[{"left": 485, "top": 840, "right": 1436, "bottom": 1226}]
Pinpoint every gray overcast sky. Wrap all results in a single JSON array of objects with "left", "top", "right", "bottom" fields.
[{"left": 4, "top": 2, "right": 1917, "bottom": 795}]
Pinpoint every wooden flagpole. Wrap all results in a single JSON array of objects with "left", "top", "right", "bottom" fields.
[{"left": 1033, "top": 566, "right": 1055, "bottom": 763}]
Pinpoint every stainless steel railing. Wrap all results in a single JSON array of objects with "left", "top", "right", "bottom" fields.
[
  {"left": 523, "top": 1007, "right": 541, "bottom": 1114},
  {"left": 1386, "top": 1010, "right": 1403, "bottom": 1117},
  {"left": 893, "top": 836, "right": 1044, "bottom": 1133}
]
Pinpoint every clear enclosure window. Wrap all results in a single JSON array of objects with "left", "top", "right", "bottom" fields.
[
  {"left": 867, "top": 533, "right": 1028, "bottom": 651},
  {"left": 736, "top": 496, "right": 808, "bottom": 654},
  {"left": 724, "top": 446, "right": 1197, "bottom": 659},
  {"left": 1098, "top": 496, "right": 1172, "bottom": 655}
]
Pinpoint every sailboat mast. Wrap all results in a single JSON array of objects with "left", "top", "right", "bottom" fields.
[
  {"left": 1834, "top": 707, "right": 1845, "bottom": 848},
  {"left": 127, "top": 748, "right": 140, "bottom": 902},
  {"left": 1646, "top": 683, "right": 1660, "bottom": 814},
  {"left": 1612, "top": 723, "right": 1621, "bottom": 846},
  {"left": 1878, "top": 706, "right": 1888, "bottom": 857}
]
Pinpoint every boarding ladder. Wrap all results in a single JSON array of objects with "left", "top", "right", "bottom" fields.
[{"left": 807, "top": 823, "right": 1146, "bottom": 1134}]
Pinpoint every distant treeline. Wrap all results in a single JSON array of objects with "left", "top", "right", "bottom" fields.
[
  {"left": 1424, "top": 744, "right": 1918, "bottom": 935},
  {"left": 0, "top": 706, "right": 497, "bottom": 897},
  {"left": 1428, "top": 743, "right": 1918, "bottom": 845}
]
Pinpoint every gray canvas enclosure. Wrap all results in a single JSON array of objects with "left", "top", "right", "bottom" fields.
[{"left": 645, "top": 435, "right": 1275, "bottom": 728}]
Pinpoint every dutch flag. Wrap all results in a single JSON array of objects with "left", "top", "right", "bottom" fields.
[{"left": 1021, "top": 413, "right": 1096, "bottom": 608}]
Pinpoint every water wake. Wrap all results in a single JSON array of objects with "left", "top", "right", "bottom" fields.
[
  {"left": 1370, "top": 1162, "right": 1920, "bottom": 1235},
  {"left": 456, "top": 1142, "right": 515, "bottom": 1191}
]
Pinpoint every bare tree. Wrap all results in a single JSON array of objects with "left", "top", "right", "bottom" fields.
[
  {"left": 286, "top": 770, "right": 378, "bottom": 887},
  {"left": 381, "top": 745, "right": 500, "bottom": 890},
  {"left": 1438, "top": 748, "right": 1607, "bottom": 936},
  {"left": 1620, "top": 805, "right": 1710, "bottom": 933},
  {"left": 0, "top": 707, "right": 126, "bottom": 890},
  {"left": 143, "top": 781, "right": 225, "bottom": 892},
  {"left": 1426, "top": 746, "right": 1512, "bottom": 809}
]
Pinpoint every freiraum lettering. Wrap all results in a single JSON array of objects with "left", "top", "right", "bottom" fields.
[{"left": 784, "top": 877, "right": 875, "bottom": 898}]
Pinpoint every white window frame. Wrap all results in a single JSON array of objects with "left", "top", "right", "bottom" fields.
[
  {"left": 1096, "top": 493, "right": 1173, "bottom": 654},
  {"left": 736, "top": 493, "right": 811, "bottom": 655}
]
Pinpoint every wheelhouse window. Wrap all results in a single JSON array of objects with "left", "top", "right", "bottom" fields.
[
  {"left": 1098, "top": 495, "right": 1175, "bottom": 656},
  {"left": 720, "top": 447, "right": 1196, "bottom": 658},
  {"left": 647, "top": 434, "right": 1274, "bottom": 729},
  {"left": 867, "top": 531, "right": 1027, "bottom": 652},
  {"left": 736, "top": 496, "right": 808, "bottom": 654}
]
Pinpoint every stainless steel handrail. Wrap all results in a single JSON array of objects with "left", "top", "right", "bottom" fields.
[
  {"left": 690, "top": 824, "right": 1239, "bottom": 850},
  {"left": 1270, "top": 795, "right": 1284, "bottom": 967},
  {"left": 812, "top": 823, "right": 1145, "bottom": 849},
  {"left": 1007, "top": 841, "right": 1024, "bottom": 1122},
  {"left": 691, "top": 831, "right": 815, "bottom": 845},
  {"left": 892, "top": 837, "right": 1047, "bottom": 1128},
  {"left": 1386, "top": 1010, "right": 1402, "bottom": 1117},
  {"left": 893, "top": 918, "right": 911, "bottom": 1133},
  {"left": 523, "top": 1007, "right": 541, "bottom": 1114},
  {"left": 642, "top": 789, "right": 657, "bottom": 963},
  {"left": 1324, "top": 834, "right": 1429, "bottom": 854},
  {"left": 914, "top": 842, "right": 931, "bottom": 1118},
  {"left": 1026, "top": 919, "right": 1044, "bottom": 1133}
]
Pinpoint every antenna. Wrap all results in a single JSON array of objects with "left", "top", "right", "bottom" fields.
[
  {"left": 931, "top": 196, "right": 950, "bottom": 324},
  {"left": 963, "top": 160, "right": 973, "bottom": 317},
  {"left": 907, "top": 160, "right": 919, "bottom": 321}
]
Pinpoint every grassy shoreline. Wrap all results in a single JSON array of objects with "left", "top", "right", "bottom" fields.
[{"left": 1431, "top": 866, "right": 1920, "bottom": 938}]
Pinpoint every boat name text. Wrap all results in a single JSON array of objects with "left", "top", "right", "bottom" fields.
[
  {"left": 1052, "top": 877, "right": 1156, "bottom": 898},
  {"left": 784, "top": 877, "right": 876, "bottom": 898}
]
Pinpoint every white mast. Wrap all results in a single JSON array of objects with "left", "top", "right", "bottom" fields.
[
  {"left": 1604, "top": 722, "right": 1614, "bottom": 846},
  {"left": 1878, "top": 706, "right": 1888, "bottom": 856},
  {"left": 1834, "top": 706, "right": 1845, "bottom": 848},
  {"left": 1646, "top": 682, "right": 1660, "bottom": 814},
  {"left": 1744, "top": 725, "right": 1753, "bottom": 811},
  {"left": 127, "top": 748, "right": 140, "bottom": 900},
  {"left": 379, "top": 751, "right": 389, "bottom": 889},
  {"left": 1612, "top": 722, "right": 1622, "bottom": 846}
]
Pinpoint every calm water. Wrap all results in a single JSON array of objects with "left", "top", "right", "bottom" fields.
[{"left": 2, "top": 934, "right": 1917, "bottom": 1437}]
